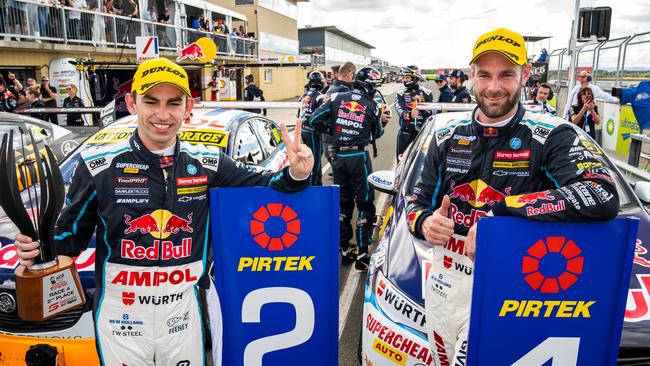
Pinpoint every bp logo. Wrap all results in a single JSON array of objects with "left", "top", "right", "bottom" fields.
[
  {"left": 606, "top": 118, "right": 615, "bottom": 136},
  {"left": 250, "top": 203, "right": 301, "bottom": 251},
  {"left": 522, "top": 236, "right": 584, "bottom": 293}
]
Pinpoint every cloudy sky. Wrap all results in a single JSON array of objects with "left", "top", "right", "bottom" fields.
[{"left": 297, "top": 0, "right": 650, "bottom": 70}]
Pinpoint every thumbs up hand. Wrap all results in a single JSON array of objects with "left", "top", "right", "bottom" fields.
[{"left": 421, "top": 195, "right": 455, "bottom": 246}]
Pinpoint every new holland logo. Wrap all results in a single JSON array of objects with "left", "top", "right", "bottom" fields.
[
  {"left": 522, "top": 236, "right": 584, "bottom": 293},
  {"left": 250, "top": 203, "right": 301, "bottom": 251}
]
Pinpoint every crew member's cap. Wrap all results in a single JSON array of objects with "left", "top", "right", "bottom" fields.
[
  {"left": 449, "top": 69, "right": 465, "bottom": 79},
  {"left": 434, "top": 74, "right": 447, "bottom": 81},
  {"left": 470, "top": 27, "right": 527, "bottom": 66},
  {"left": 131, "top": 57, "right": 190, "bottom": 97}
]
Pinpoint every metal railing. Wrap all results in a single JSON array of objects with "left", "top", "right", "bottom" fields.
[{"left": 0, "top": 0, "right": 258, "bottom": 59}]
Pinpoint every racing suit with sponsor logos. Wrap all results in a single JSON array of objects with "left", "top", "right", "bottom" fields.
[
  {"left": 300, "top": 86, "right": 325, "bottom": 185},
  {"left": 451, "top": 86, "right": 472, "bottom": 104},
  {"left": 54, "top": 131, "right": 308, "bottom": 365},
  {"left": 310, "top": 89, "right": 384, "bottom": 261},
  {"left": 405, "top": 104, "right": 619, "bottom": 365},
  {"left": 323, "top": 80, "right": 353, "bottom": 163},
  {"left": 395, "top": 85, "right": 434, "bottom": 158}
]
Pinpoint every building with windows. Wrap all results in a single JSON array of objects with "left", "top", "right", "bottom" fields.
[
  {"left": 298, "top": 26, "right": 374, "bottom": 67},
  {"left": 217, "top": 0, "right": 311, "bottom": 100}
]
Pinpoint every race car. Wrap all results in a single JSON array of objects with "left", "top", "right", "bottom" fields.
[
  {"left": 0, "top": 107, "right": 290, "bottom": 365},
  {"left": 361, "top": 106, "right": 650, "bottom": 365}
]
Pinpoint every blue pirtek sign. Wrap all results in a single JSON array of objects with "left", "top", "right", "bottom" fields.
[
  {"left": 210, "top": 186, "right": 339, "bottom": 366},
  {"left": 468, "top": 217, "right": 638, "bottom": 366}
]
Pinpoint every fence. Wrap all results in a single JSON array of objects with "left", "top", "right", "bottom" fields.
[{"left": 0, "top": 0, "right": 258, "bottom": 58}]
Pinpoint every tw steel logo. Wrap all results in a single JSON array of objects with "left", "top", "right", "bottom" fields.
[
  {"left": 522, "top": 237, "right": 584, "bottom": 293},
  {"left": 124, "top": 209, "right": 193, "bottom": 239},
  {"left": 250, "top": 203, "right": 300, "bottom": 251}
]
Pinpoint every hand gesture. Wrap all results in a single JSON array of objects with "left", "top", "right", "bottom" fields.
[
  {"left": 14, "top": 233, "right": 40, "bottom": 267},
  {"left": 8, "top": 72, "right": 15, "bottom": 80},
  {"left": 421, "top": 195, "right": 455, "bottom": 246},
  {"left": 411, "top": 107, "right": 419, "bottom": 119},
  {"left": 281, "top": 119, "right": 314, "bottom": 181}
]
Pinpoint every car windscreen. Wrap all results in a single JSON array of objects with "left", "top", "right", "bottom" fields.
[{"left": 401, "top": 121, "right": 632, "bottom": 208}]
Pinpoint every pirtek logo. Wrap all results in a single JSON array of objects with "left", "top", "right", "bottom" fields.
[
  {"left": 522, "top": 237, "right": 584, "bottom": 293},
  {"left": 250, "top": 203, "right": 300, "bottom": 251},
  {"left": 141, "top": 66, "right": 186, "bottom": 79},
  {"left": 475, "top": 35, "right": 522, "bottom": 50}
]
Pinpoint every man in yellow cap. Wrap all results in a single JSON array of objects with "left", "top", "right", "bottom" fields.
[
  {"left": 405, "top": 28, "right": 619, "bottom": 364},
  {"left": 14, "top": 57, "right": 314, "bottom": 365}
]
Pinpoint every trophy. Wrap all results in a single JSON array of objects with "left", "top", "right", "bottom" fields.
[{"left": 0, "top": 128, "right": 85, "bottom": 321}]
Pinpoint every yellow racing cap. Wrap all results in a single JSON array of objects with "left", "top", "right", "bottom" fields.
[
  {"left": 470, "top": 28, "right": 527, "bottom": 66},
  {"left": 131, "top": 58, "right": 191, "bottom": 97}
]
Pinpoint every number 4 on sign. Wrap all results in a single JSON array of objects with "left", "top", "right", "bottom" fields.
[{"left": 511, "top": 337, "right": 580, "bottom": 366}]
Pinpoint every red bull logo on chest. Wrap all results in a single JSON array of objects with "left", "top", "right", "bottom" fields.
[
  {"left": 124, "top": 209, "right": 193, "bottom": 239},
  {"left": 448, "top": 179, "right": 511, "bottom": 208}
]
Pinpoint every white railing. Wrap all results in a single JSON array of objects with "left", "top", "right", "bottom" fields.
[{"left": 0, "top": 0, "right": 258, "bottom": 58}]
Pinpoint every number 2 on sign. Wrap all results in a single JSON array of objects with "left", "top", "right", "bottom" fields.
[
  {"left": 512, "top": 337, "right": 580, "bottom": 366},
  {"left": 242, "top": 287, "right": 315, "bottom": 366}
]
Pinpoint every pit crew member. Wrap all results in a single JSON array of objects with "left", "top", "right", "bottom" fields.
[{"left": 395, "top": 66, "right": 434, "bottom": 158}]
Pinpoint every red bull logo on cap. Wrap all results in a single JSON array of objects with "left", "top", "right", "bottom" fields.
[
  {"left": 124, "top": 209, "right": 193, "bottom": 239},
  {"left": 448, "top": 179, "right": 511, "bottom": 208},
  {"left": 522, "top": 236, "right": 584, "bottom": 293}
]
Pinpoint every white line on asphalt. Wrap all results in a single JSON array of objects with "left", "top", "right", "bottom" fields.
[
  {"left": 322, "top": 162, "right": 331, "bottom": 175},
  {"left": 339, "top": 267, "right": 362, "bottom": 339}
]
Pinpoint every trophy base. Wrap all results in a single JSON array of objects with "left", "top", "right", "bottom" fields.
[{"left": 15, "top": 255, "right": 86, "bottom": 322}]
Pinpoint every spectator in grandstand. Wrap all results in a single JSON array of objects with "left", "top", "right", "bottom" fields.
[{"left": 562, "top": 70, "right": 618, "bottom": 120}]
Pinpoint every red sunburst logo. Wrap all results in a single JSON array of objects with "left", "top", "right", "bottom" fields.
[
  {"left": 522, "top": 236, "right": 584, "bottom": 293},
  {"left": 250, "top": 203, "right": 301, "bottom": 251}
]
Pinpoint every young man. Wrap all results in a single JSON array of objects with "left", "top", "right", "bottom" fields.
[
  {"left": 14, "top": 57, "right": 313, "bottom": 365},
  {"left": 299, "top": 70, "right": 326, "bottom": 185},
  {"left": 310, "top": 66, "right": 386, "bottom": 270},
  {"left": 322, "top": 62, "right": 356, "bottom": 164},
  {"left": 243, "top": 74, "right": 266, "bottom": 116},
  {"left": 394, "top": 65, "right": 434, "bottom": 158},
  {"left": 524, "top": 82, "right": 556, "bottom": 115},
  {"left": 405, "top": 28, "right": 619, "bottom": 364},
  {"left": 435, "top": 74, "right": 453, "bottom": 103},
  {"left": 448, "top": 69, "right": 471, "bottom": 103}
]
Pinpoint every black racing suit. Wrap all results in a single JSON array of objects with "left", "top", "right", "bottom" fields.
[
  {"left": 438, "top": 84, "right": 454, "bottom": 103},
  {"left": 395, "top": 85, "right": 434, "bottom": 158},
  {"left": 451, "top": 85, "right": 472, "bottom": 103},
  {"left": 405, "top": 104, "right": 619, "bottom": 365},
  {"left": 310, "top": 89, "right": 384, "bottom": 259},
  {"left": 322, "top": 80, "right": 353, "bottom": 163},
  {"left": 54, "top": 131, "right": 308, "bottom": 365},
  {"left": 299, "top": 86, "right": 324, "bottom": 185}
]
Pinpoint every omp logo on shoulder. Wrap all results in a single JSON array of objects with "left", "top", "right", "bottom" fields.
[
  {"left": 239, "top": 203, "right": 315, "bottom": 272},
  {"left": 500, "top": 236, "right": 595, "bottom": 318}
]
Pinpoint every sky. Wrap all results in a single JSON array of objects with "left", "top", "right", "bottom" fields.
[{"left": 297, "top": 0, "right": 650, "bottom": 70}]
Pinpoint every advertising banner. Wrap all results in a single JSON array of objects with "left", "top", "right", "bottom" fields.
[
  {"left": 617, "top": 105, "right": 640, "bottom": 156},
  {"left": 210, "top": 186, "right": 339, "bottom": 366},
  {"left": 468, "top": 217, "right": 638, "bottom": 366},
  {"left": 527, "top": 62, "right": 549, "bottom": 87}
]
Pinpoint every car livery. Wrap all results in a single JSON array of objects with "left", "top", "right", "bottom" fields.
[
  {"left": 362, "top": 107, "right": 650, "bottom": 365},
  {"left": 0, "top": 108, "right": 290, "bottom": 364}
]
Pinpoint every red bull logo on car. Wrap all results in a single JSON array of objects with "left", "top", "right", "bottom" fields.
[
  {"left": 123, "top": 209, "right": 193, "bottom": 239},
  {"left": 634, "top": 239, "right": 650, "bottom": 268},
  {"left": 626, "top": 274, "right": 650, "bottom": 322},
  {"left": 448, "top": 179, "right": 511, "bottom": 208}
]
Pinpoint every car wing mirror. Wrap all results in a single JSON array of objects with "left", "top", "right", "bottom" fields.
[
  {"left": 367, "top": 170, "right": 397, "bottom": 195},
  {"left": 635, "top": 181, "right": 650, "bottom": 203}
]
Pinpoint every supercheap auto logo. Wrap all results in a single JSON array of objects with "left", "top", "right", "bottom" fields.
[
  {"left": 500, "top": 236, "right": 595, "bottom": 318},
  {"left": 239, "top": 203, "right": 314, "bottom": 272}
]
